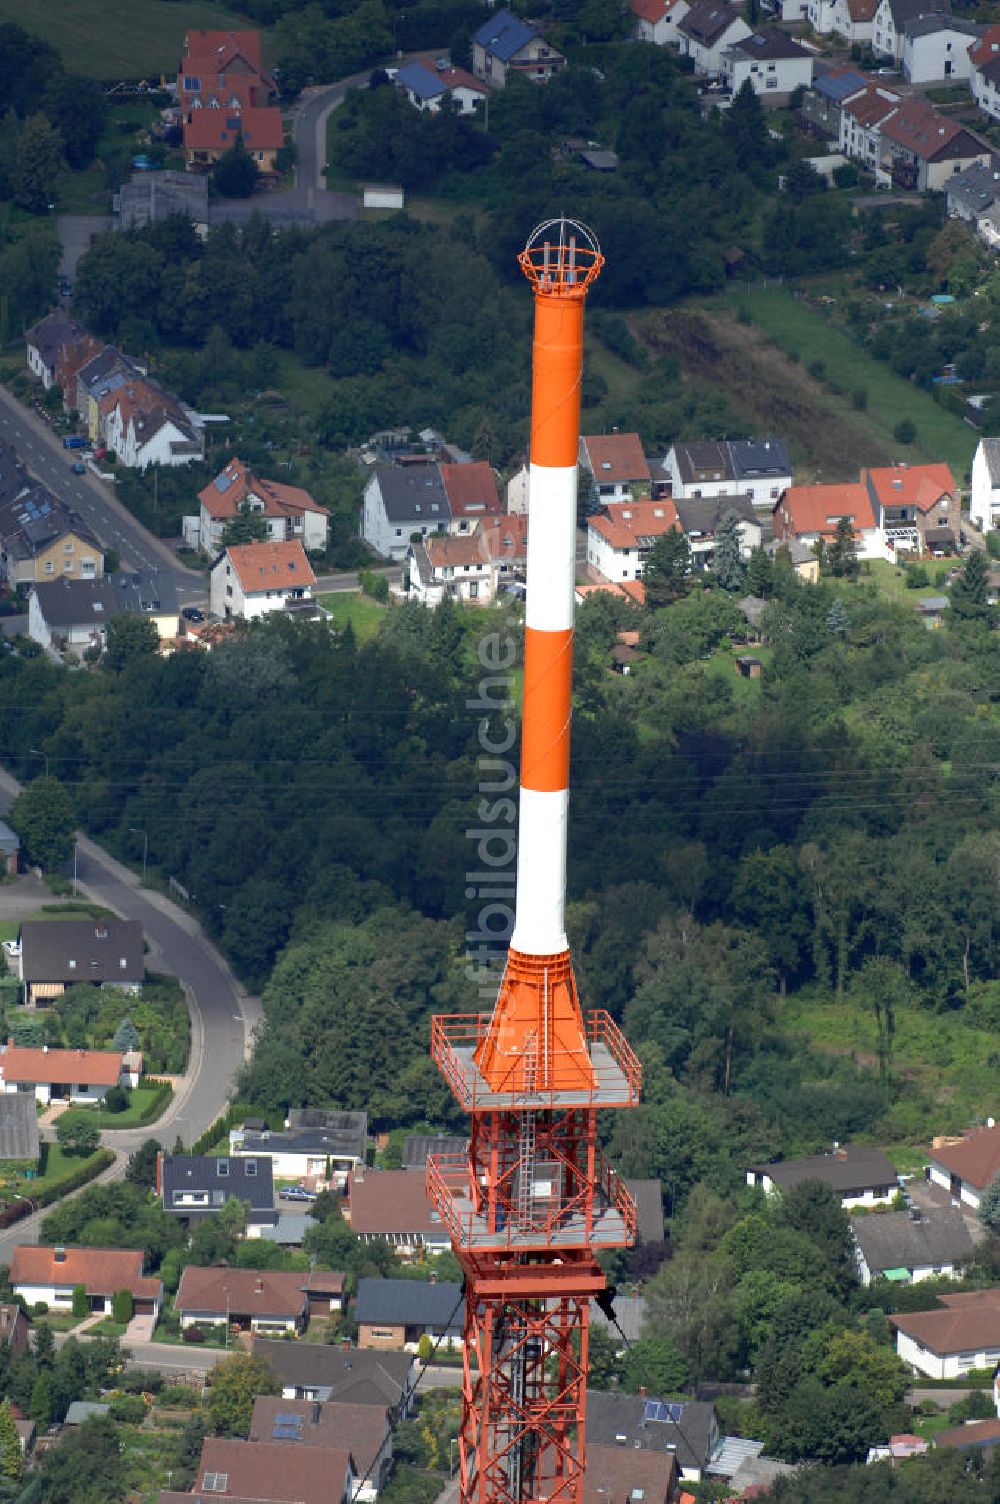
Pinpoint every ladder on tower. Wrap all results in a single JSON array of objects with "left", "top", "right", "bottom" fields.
[{"left": 517, "top": 1035, "right": 537, "bottom": 1231}]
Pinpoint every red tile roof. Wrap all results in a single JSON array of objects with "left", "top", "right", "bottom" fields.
[
  {"left": 176, "top": 1266, "right": 309, "bottom": 1319},
  {"left": 773, "top": 482, "right": 875, "bottom": 540},
  {"left": 424, "top": 533, "right": 489, "bottom": 569},
  {"left": 346, "top": 1171, "right": 442, "bottom": 1237},
  {"left": 847, "top": 0, "right": 879, "bottom": 20},
  {"left": 438, "top": 462, "right": 502, "bottom": 519},
  {"left": 629, "top": 0, "right": 680, "bottom": 22},
  {"left": 185, "top": 106, "right": 283, "bottom": 153},
  {"left": 842, "top": 83, "right": 900, "bottom": 129},
  {"left": 197, "top": 1438, "right": 353, "bottom": 1504},
  {"left": 199, "top": 460, "right": 328, "bottom": 521},
  {"left": 0, "top": 1043, "right": 122, "bottom": 1087},
  {"left": 10, "top": 1246, "right": 159, "bottom": 1300},
  {"left": 439, "top": 65, "right": 488, "bottom": 94},
  {"left": 880, "top": 98, "right": 962, "bottom": 158},
  {"left": 889, "top": 1288, "right": 1000, "bottom": 1356},
  {"left": 582, "top": 433, "right": 651, "bottom": 486},
  {"left": 930, "top": 1124, "right": 1000, "bottom": 1190},
  {"left": 224, "top": 540, "right": 316, "bottom": 595},
  {"left": 576, "top": 581, "right": 647, "bottom": 605},
  {"left": 588, "top": 498, "right": 679, "bottom": 551},
  {"left": 183, "top": 29, "right": 264, "bottom": 70},
  {"left": 864, "top": 462, "right": 955, "bottom": 514},
  {"left": 583, "top": 1443, "right": 674, "bottom": 1504},
  {"left": 480, "top": 515, "right": 529, "bottom": 565},
  {"left": 969, "top": 24, "right": 1000, "bottom": 65},
  {"left": 935, "top": 1418, "right": 1000, "bottom": 1450}
]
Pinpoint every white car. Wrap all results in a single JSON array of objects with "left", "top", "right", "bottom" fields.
[{"left": 2, "top": 940, "right": 20, "bottom": 958}]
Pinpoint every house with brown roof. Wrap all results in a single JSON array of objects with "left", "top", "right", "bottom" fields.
[
  {"left": 838, "top": 82, "right": 902, "bottom": 170},
  {"left": 935, "top": 1417, "right": 1000, "bottom": 1453},
  {"left": 876, "top": 97, "right": 991, "bottom": 189},
  {"left": 187, "top": 459, "right": 330, "bottom": 557},
  {"left": 10, "top": 1245, "right": 162, "bottom": 1318},
  {"left": 772, "top": 480, "right": 880, "bottom": 558},
  {"left": 439, "top": 462, "right": 503, "bottom": 534},
  {"left": 677, "top": 0, "right": 752, "bottom": 74},
  {"left": 175, "top": 1266, "right": 311, "bottom": 1335},
  {"left": 179, "top": 28, "right": 282, "bottom": 173},
  {"left": 249, "top": 1398, "right": 393, "bottom": 1501},
  {"left": 928, "top": 1123, "right": 1000, "bottom": 1211},
  {"left": 580, "top": 434, "right": 651, "bottom": 503},
  {"left": 863, "top": 462, "right": 960, "bottom": 556},
  {"left": 629, "top": 0, "right": 691, "bottom": 44},
  {"left": 25, "top": 313, "right": 89, "bottom": 391},
  {"left": 344, "top": 1170, "right": 451, "bottom": 1257},
  {"left": 0, "top": 1042, "right": 127, "bottom": 1106},
  {"left": 184, "top": 106, "right": 284, "bottom": 172},
  {"left": 586, "top": 498, "right": 681, "bottom": 583},
  {"left": 583, "top": 1442, "right": 677, "bottom": 1504},
  {"left": 408, "top": 530, "right": 498, "bottom": 606},
  {"left": 807, "top": 0, "right": 877, "bottom": 43},
  {"left": 100, "top": 378, "right": 203, "bottom": 470},
  {"left": 969, "top": 25, "right": 1000, "bottom": 120},
  {"left": 193, "top": 1437, "right": 355, "bottom": 1504},
  {"left": 890, "top": 1288, "right": 1000, "bottom": 1378},
  {"left": 480, "top": 514, "right": 528, "bottom": 581},
  {"left": 209, "top": 539, "right": 316, "bottom": 620}
]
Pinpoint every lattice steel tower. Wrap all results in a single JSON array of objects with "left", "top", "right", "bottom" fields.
[{"left": 428, "top": 219, "right": 641, "bottom": 1504}]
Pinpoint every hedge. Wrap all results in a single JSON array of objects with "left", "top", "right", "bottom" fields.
[
  {"left": 132, "top": 1078, "right": 173, "bottom": 1126},
  {"left": 36, "top": 1148, "right": 115, "bottom": 1208},
  {"left": 190, "top": 1100, "right": 277, "bottom": 1157}
]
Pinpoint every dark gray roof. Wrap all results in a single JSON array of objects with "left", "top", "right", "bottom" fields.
[
  {"left": 354, "top": 1278, "right": 464, "bottom": 1332},
  {"left": 850, "top": 1208, "right": 974, "bottom": 1273},
  {"left": 0, "top": 443, "right": 27, "bottom": 509},
  {"left": 728, "top": 438, "right": 792, "bottom": 480},
  {"left": 586, "top": 1391, "right": 719, "bottom": 1473},
  {"left": 749, "top": 1145, "right": 897, "bottom": 1194},
  {"left": 978, "top": 437, "right": 1000, "bottom": 487},
  {"left": 680, "top": 0, "right": 745, "bottom": 45},
  {"left": 76, "top": 346, "right": 139, "bottom": 396},
  {"left": 0, "top": 1094, "right": 39, "bottom": 1162},
  {"left": 674, "top": 494, "right": 758, "bottom": 536},
  {"left": 0, "top": 820, "right": 19, "bottom": 856},
  {"left": 947, "top": 164, "right": 1000, "bottom": 216},
  {"left": 472, "top": 8, "right": 540, "bottom": 60},
  {"left": 115, "top": 171, "right": 209, "bottom": 232},
  {"left": 739, "top": 595, "right": 767, "bottom": 627},
  {"left": 371, "top": 464, "right": 450, "bottom": 525},
  {"left": 260, "top": 1108, "right": 370, "bottom": 1160},
  {"left": 730, "top": 28, "right": 811, "bottom": 58},
  {"left": 904, "top": 12, "right": 976, "bottom": 33},
  {"left": 160, "top": 1153, "right": 276, "bottom": 1220},
  {"left": 252, "top": 1338, "right": 415, "bottom": 1411},
  {"left": 19, "top": 917, "right": 144, "bottom": 986},
  {"left": 26, "top": 311, "right": 88, "bottom": 368},
  {"left": 402, "top": 1134, "right": 467, "bottom": 1171},
  {"left": 888, "top": 0, "right": 949, "bottom": 27},
  {"left": 590, "top": 1293, "right": 647, "bottom": 1345},
  {"left": 671, "top": 441, "right": 733, "bottom": 485},
  {"left": 626, "top": 1179, "right": 665, "bottom": 1244},
  {"left": 31, "top": 570, "right": 175, "bottom": 628}
]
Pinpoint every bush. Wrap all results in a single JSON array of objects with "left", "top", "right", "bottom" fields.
[
  {"left": 182, "top": 1325, "right": 206, "bottom": 1344},
  {"left": 72, "top": 1285, "right": 88, "bottom": 1319},
  {"left": 32, "top": 1302, "right": 48, "bottom": 1316},
  {"left": 112, "top": 1289, "right": 133, "bottom": 1324},
  {"left": 894, "top": 418, "right": 917, "bottom": 444},
  {"left": 852, "top": 388, "right": 868, "bottom": 411},
  {"left": 121, "top": 1369, "right": 163, "bottom": 1395},
  {"left": 808, "top": 359, "right": 826, "bottom": 380},
  {"left": 103, "top": 1085, "right": 130, "bottom": 1115},
  {"left": 905, "top": 564, "right": 929, "bottom": 589},
  {"left": 109, "top": 1393, "right": 147, "bottom": 1424}
]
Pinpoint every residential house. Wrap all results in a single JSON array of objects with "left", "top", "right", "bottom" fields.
[
  {"left": 252, "top": 1338, "right": 417, "bottom": 1419},
  {"left": 851, "top": 1207, "right": 974, "bottom": 1284},
  {"left": 175, "top": 1266, "right": 311, "bottom": 1334},
  {"left": 179, "top": 28, "right": 282, "bottom": 172},
  {"left": 927, "top": 1123, "right": 1000, "bottom": 1211},
  {"left": 801, "top": 70, "right": 870, "bottom": 134},
  {"left": 0, "top": 482, "right": 102, "bottom": 588},
  {"left": 806, "top": 0, "right": 877, "bottom": 46},
  {"left": 673, "top": 494, "right": 762, "bottom": 567},
  {"left": 471, "top": 9, "right": 566, "bottom": 86},
  {"left": 209, "top": 539, "right": 316, "bottom": 620},
  {"left": 969, "top": 25, "right": 1000, "bottom": 120},
  {"left": 977, "top": 200, "right": 1000, "bottom": 249},
  {"left": 579, "top": 433, "right": 651, "bottom": 503},
  {"left": 0, "top": 1043, "right": 127, "bottom": 1106},
  {"left": 28, "top": 571, "right": 179, "bottom": 654},
  {"left": 586, "top": 498, "right": 681, "bottom": 582},
  {"left": 863, "top": 462, "right": 960, "bottom": 556},
  {"left": 10, "top": 1245, "right": 162, "bottom": 1318},
  {"left": 877, "top": 98, "right": 992, "bottom": 190},
  {"left": 299, "top": 1270, "right": 346, "bottom": 1319},
  {"left": 872, "top": 0, "right": 950, "bottom": 59},
  {"left": 772, "top": 480, "right": 880, "bottom": 558},
  {"left": 587, "top": 1391, "right": 720, "bottom": 1484},
  {"left": 394, "top": 60, "right": 487, "bottom": 113},
  {"left": 362, "top": 463, "right": 451, "bottom": 560},
  {"left": 344, "top": 1169, "right": 451, "bottom": 1256},
  {"left": 25, "top": 312, "right": 89, "bottom": 391},
  {"left": 74, "top": 347, "right": 145, "bottom": 438},
  {"left": 354, "top": 1278, "right": 464, "bottom": 1351},
  {"left": 768, "top": 535, "right": 822, "bottom": 581},
  {"left": 439, "top": 461, "right": 503, "bottom": 535},
  {"left": 408, "top": 531, "right": 497, "bottom": 606},
  {"left": 0, "top": 1095, "right": 39, "bottom": 1165},
  {"left": 947, "top": 162, "right": 1000, "bottom": 222},
  {"left": 401, "top": 1134, "right": 467, "bottom": 1171},
  {"left": 193, "top": 1438, "right": 354, "bottom": 1504},
  {"left": 506, "top": 462, "right": 530, "bottom": 515},
  {"left": 187, "top": 458, "right": 330, "bottom": 556},
  {"left": 934, "top": 1418, "right": 1000, "bottom": 1452},
  {"left": 229, "top": 1110, "right": 368, "bottom": 1189},
  {"left": 584, "top": 1443, "right": 677, "bottom": 1504},
  {"left": 114, "top": 171, "right": 210, "bottom": 234},
  {"left": 157, "top": 1152, "right": 278, "bottom": 1231},
  {"left": 677, "top": 0, "right": 752, "bottom": 75},
  {"left": 183, "top": 106, "right": 284, "bottom": 172},
  {"left": 839, "top": 82, "right": 902, "bottom": 170},
  {"left": 901, "top": 16, "right": 980, "bottom": 82},
  {"left": 251, "top": 1398, "right": 392, "bottom": 1502},
  {"left": 16, "top": 918, "right": 143, "bottom": 1008},
  {"left": 0, "top": 820, "right": 18, "bottom": 878},
  {"left": 664, "top": 438, "right": 791, "bottom": 509},
  {"left": 99, "top": 378, "right": 203, "bottom": 469},
  {"left": 890, "top": 1288, "right": 1000, "bottom": 1378},
  {"left": 629, "top": 0, "right": 691, "bottom": 44},
  {"left": 722, "top": 30, "right": 815, "bottom": 101},
  {"left": 970, "top": 437, "right": 1000, "bottom": 533},
  {"left": 480, "top": 514, "right": 528, "bottom": 581},
  {"left": 747, "top": 1145, "right": 899, "bottom": 1208}
]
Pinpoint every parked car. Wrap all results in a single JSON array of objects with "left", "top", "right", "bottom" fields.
[
  {"left": 279, "top": 1185, "right": 318, "bottom": 1202},
  {"left": 62, "top": 436, "right": 87, "bottom": 449},
  {"left": 181, "top": 606, "right": 205, "bottom": 622},
  {"left": 70, "top": 462, "right": 86, "bottom": 475}
]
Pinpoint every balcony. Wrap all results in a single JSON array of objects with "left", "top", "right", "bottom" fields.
[
  {"left": 426, "top": 1151, "right": 636, "bottom": 1254},
  {"left": 431, "top": 1010, "right": 641, "bottom": 1111}
]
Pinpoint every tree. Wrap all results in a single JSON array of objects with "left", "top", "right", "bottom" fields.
[
  {"left": 112, "top": 1018, "right": 141, "bottom": 1052},
  {"left": 124, "top": 1138, "right": 161, "bottom": 1188},
  {"left": 712, "top": 510, "right": 746, "bottom": 594},
  {"left": 104, "top": 613, "right": 160, "bottom": 672},
  {"left": 221, "top": 503, "right": 268, "bottom": 548},
  {"left": 112, "top": 1289, "right": 133, "bottom": 1324},
  {"left": 723, "top": 81, "right": 771, "bottom": 173},
  {"left": 56, "top": 1113, "right": 100, "bottom": 1155},
  {"left": 103, "top": 1085, "right": 130, "bottom": 1114},
  {"left": 41, "top": 1415, "right": 126, "bottom": 1504},
  {"left": 9, "top": 775, "right": 74, "bottom": 870},
  {"left": 745, "top": 547, "right": 774, "bottom": 599},
  {"left": 826, "top": 597, "right": 848, "bottom": 636},
  {"left": 71, "top": 1285, "right": 89, "bottom": 1319},
  {"left": 30, "top": 1371, "right": 54, "bottom": 1427},
  {"left": 826, "top": 516, "right": 858, "bottom": 580},
  {"left": 784, "top": 157, "right": 823, "bottom": 202},
  {"left": 41, "top": 73, "right": 107, "bottom": 171},
  {"left": 621, "top": 1335, "right": 690, "bottom": 1395},
  {"left": 643, "top": 528, "right": 692, "bottom": 608},
  {"left": 950, "top": 549, "right": 992, "bottom": 624},
  {"left": 213, "top": 139, "right": 260, "bottom": 199},
  {"left": 893, "top": 417, "right": 916, "bottom": 445},
  {"left": 13, "top": 112, "right": 63, "bottom": 213},
  {"left": 980, "top": 1174, "right": 1000, "bottom": 1235},
  {"left": 204, "top": 1353, "right": 278, "bottom": 1436},
  {"left": 818, "top": 1328, "right": 908, "bottom": 1411},
  {"left": 0, "top": 1400, "right": 22, "bottom": 1484}
]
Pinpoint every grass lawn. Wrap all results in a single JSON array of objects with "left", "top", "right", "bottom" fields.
[
  {"left": 0, "top": 921, "right": 17, "bottom": 943},
  {"left": 153, "top": 1324, "right": 229, "bottom": 1349},
  {"left": 32, "top": 1312, "right": 83, "bottom": 1333},
  {"left": 29, "top": 902, "right": 116, "bottom": 922},
  {"left": 0, "top": 0, "right": 262, "bottom": 79},
  {"left": 90, "top": 1319, "right": 129, "bottom": 1338},
  {"left": 704, "top": 642, "right": 772, "bottom": 699},
  {"left": 2, "top": 1142, "right": 109, "bottom": 1203},
  {"left": 853, "top": 558, "right": 951, "bottom": 608},
  {"left": 72, "top": 1083, "right": 172, "bottom": 1129},
  {"left": 721, "top": 287, "right": 977, "bottom": 478},
  {"left": 317, "top": 591, "right": 388, "bottom": 641}
]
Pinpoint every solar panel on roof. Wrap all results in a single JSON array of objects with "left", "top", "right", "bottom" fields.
[
  {"left": 275, "top": 1413, "right": 302, "bottom": 1426},
  {"left": 214, "top": 472, "right": 233, "bottom": 492}
]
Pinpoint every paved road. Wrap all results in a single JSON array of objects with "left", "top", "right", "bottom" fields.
[
  {"left": 0, "top": 386, "right": 201, "bottom": 603},
  {"left": 314, "top": 565, "right": 401, "bottom": 592}
]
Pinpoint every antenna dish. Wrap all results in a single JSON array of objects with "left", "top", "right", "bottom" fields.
[{"left": 519, "top": 216, "right": 603, "bottom": 294}]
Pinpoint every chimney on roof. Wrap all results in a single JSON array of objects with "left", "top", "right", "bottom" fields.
[{"left": 42, "top": 1045, "right": 48, "bottom": 1055}]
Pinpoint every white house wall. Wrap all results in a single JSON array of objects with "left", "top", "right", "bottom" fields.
[{"left": 970, "top": 446, "right": 1000, "bottom": 532}]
